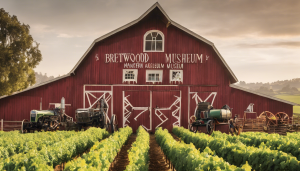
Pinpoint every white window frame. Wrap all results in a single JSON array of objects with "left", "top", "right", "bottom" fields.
[
  {"left": 123, "top": 69, "right": 138, "bottom": 83},
  {"left": 143, "top": 30, "right": 164, "bottom": 52},
  {"left": 170, "top": 70, "right": 183, "bottom": 83},
  {"left": 146, "top": 70, "right": 163, "bottom": 83}
]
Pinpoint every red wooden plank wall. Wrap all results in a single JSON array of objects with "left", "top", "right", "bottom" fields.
[{"left": 0, "top": 11, "right": 294, "bottom": 132}]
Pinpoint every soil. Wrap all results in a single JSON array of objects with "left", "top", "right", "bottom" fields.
[
  {"left": 54, "top": 133, "right": 176, "bottom": 171},
  {"left": 148, "top": 134, "right": 172, "bottom": 171},
  {"left": 110, "top": 134, "right": 137, "bottom": 171}
]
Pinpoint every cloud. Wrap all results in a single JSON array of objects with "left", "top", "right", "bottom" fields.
[
  {"left": 166, "top": 0, "right": 300, "bottom": 38},
  {"left": 57, "top": 34, "right": 82, "bottom": 38},
  {"left": 57, "top": 33, "right": 73, "bottom": 38},
  {"left": 30, "top": 24, "right": 55, "bottom": 38},
  {"left": 236, "top": 41, "right": 300, "bottom": 48}
]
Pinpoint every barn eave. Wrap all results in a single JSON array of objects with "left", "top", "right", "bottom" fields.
[{"left": 0, "top": 74, "right": 71, "bottom": 100}]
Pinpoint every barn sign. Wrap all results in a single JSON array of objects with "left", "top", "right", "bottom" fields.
[{"left": 104, "top": 53, "right": 208, "bottom": 69}]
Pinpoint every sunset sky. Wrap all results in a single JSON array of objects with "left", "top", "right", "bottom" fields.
[{"left": 1, "top": 0, "right": 300, "bottom": 83}]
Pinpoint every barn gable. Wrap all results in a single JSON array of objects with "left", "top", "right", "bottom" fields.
[{"left": 70, "top": 2, "right": 238, "bottom": 84}]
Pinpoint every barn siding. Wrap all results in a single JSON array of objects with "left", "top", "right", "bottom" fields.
[{"left": 0, "top": 8, "right": 294, "bottom": 132}]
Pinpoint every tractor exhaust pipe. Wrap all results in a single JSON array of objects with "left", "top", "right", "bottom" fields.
[{"left": 61, "top": 97, "right": 65, "bottom": 114}]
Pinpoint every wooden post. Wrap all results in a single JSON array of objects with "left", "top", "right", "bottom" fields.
[{"left": 1, "top": 119, "right": 3, "bottom": 131}]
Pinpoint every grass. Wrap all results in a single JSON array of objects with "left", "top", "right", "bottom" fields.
[{"left": 274, "top": 94, "right": 300, "bottom": 114}]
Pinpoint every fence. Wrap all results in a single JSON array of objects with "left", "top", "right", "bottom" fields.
[{"left": 0, "top": 119, "right": 26, "bottom": 133}]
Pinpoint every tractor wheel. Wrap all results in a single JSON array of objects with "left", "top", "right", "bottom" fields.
[
  {"left": 275, "top": 112, "right": 289, "bottom": 124},
  {"left": 206, "top": 120, "right": 215, "bottom": 135},
  {"left": 92, "top": 120, "right": 98, "bottom": 127}
]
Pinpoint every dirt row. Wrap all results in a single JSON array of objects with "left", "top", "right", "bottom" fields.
[
  {"left": 54, "top": 133, "right": 174, "bottom": 171},
  {"left": 110, "top": 135, "right": 137, "bottom": 171},
  {"left": 148, "top": 135, "right": 172, "bottom": 171},
  {"left": 111, "top": 134, "right": 171, "bottom": 171}
]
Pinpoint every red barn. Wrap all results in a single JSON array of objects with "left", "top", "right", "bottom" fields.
[{"left": 0, "top": 3, "right": 297, "bottom": 132}]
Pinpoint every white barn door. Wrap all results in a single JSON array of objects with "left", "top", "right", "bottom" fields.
[{"left": 84, "top": 85, "right": 112, "bottom": 124}]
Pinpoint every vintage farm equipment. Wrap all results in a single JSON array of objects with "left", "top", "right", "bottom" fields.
[
  {"left": 258, "top": 111, "right": 290, "bottom": 126},
  {"left": 23, "top": 97, "right": 74, "bottom": 132},
  {"left": 75, "top": 98, "right": 118, "bottom": 133},
  {"left": 239, "top": 110, "right": 292, "bottom": 135},
  {"left": 189, "top": 102, "right": 232, "bottom": 134},
  {"left": 23, "top": 97, "right": 118, "bottom": 133}
]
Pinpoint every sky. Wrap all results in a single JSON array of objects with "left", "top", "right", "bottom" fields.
[{"left": 1, "top": 0, "right": 300, "bottom": 83}]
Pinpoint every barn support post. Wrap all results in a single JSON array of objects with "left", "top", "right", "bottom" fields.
[
  {"left": 180, "top": 90, "right": 182, "bottom": 126},
  {"left": 122, "top": 91, "right": 125, "bottom": 128},
  {"left": 83, "top": 85, "right": 86, "bottom": 108},
  {"left": 150, "top": 90, "right": 152, "bottom": 131},
  {"left": 1, "top": 119, "right": 3, "bottom": 131},
  {"left": 188, "top": 86, "right": 190, "bottom": 125},
  {"left": 111, "top": 85, "right": 113, "bottom": 116}
]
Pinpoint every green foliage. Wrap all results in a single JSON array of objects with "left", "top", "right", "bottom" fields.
[
  {"left": 0, "top": 128, "right": 109, "bottom": 170},
  {"left": 237, "top": 132, "right": 300, "bottom": 160},
  {"left": 156, "top": 127, "right": 250, "bottom": 171},
  {"left": 125, "top": 126, "right": 150, "bottom": 171},
  {"left": 173, "top": 126, "right": 300, "bottom": 171},
  {"left": 0, "top": 8, "right": 42, "bottom": 96},
  {"left": 64, "top": 126, "right": 132, "bottom": 171},
  {"left": 0, "top": 130, "right": 77, "bottom": 159}
]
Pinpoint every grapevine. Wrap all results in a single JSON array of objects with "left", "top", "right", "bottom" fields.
[
  {"left": 173, "top": 126, "right": 300, "bottom": 171},
  {"left": 64, "top": 126, "right": 132, "bottom": 171},
  {"left": 156, "top": 127, "right": 251, "bottom": 171},
  {"left": 125, "top": 126, "right": 150, "bottom": 171}
]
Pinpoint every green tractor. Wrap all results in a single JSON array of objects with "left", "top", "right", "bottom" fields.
[
  {"left": 30, "top": 110, "right": 55, "bottom": 122},
  {"left": 23, "top": 97, "right": 74, "bottom": 132},
  {"left": 189, "top": 102, "right": 232, "bottom": 134}
]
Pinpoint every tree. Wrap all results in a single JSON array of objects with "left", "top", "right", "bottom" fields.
[
  {"left": 0, "top": 8, "right": 42, "bottom": 96},
  {"left": 256, "top": 86, "right": 274, "bottom": 96}
]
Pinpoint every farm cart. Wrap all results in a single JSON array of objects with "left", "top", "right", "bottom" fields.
[{"left": 188, "top": 102, "right": 233, "bottom": 134}]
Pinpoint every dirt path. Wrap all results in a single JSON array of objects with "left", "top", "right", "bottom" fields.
[
  {"left": 148, "top": 134, "right": 172, "bottom": 171},
  {"left": 110, "top": 134, "right": 137, "bottom": 171}
]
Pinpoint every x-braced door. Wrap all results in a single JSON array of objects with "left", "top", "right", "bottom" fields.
[
  {"left": 84, "top": 90, "right": 112, "bottom": 124},
  {"left": 123, "top": 91, "right": 151, "bottom": 132},
  {"left": 123, "top": 90, "right": 182, "bottom": 132},
  {"left": 152, "top": 91, "right": 181, "bottom": 131}
]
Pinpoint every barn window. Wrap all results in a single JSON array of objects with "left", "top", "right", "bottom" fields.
[
  {"left": 170, "top": 70, "right": 183, "bottom": 83},
  {"left": 123, "top": 69, "right": 138, "bottom": 83},
  {"left": 146, "top": 70, "right": 163, "bottom": 83},
  {"left": 144, "top": 30, "right": 164, "bottom": 52}
]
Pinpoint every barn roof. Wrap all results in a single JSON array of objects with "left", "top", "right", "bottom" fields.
[
  {"left": 230, "top": 84, "right": 299, "bottom": 106},
  {"left": 69, "top": 2, "right": 238, "bottom": 83}
]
